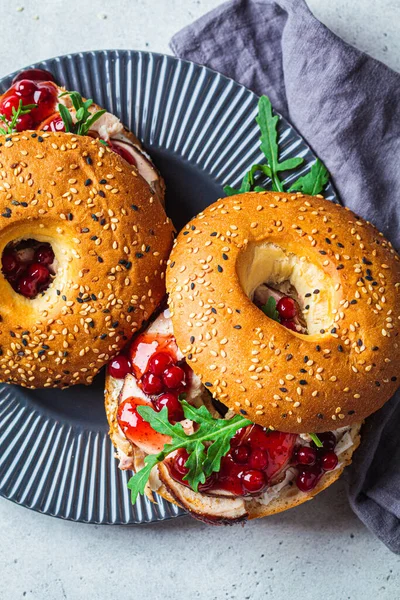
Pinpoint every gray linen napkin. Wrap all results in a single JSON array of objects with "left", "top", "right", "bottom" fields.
[{"left": 171, "top": 0, "right": 400, "bottom": 553}]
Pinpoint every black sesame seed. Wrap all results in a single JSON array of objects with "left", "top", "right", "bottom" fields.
[
  {"left": 337, "top": 242, "right": 344, "bottom": 248},
  {"left": 331, "top": 328, "right": 336, "bottom": 334},
  {"left": 372, "top": 346, "right": 379, "bottom": 351},
  {"left": 187, "top": 354, "right": 192, "bottom": 360},
  {"left": 319, "top": 250, "right": 327, "bottom": 255},
  {"left": 125, "top": 261, "right": 132, "bottom": 270},
  {"left": 62, "top": 295, "right": 67, "bottom": 301},
  {"left": 204, "top": 382, "right": 213, "bottom": 387},
  {"left": 99, "top": 179, "right": 107, "bottom": 184},
  {"left": 320, "top": 329, "right": 325, "bottom": 334},
  {"left": 100, "top": 333, "right": 107, "bottom": 340},
  {"left": 299, "top": 380, "right": 307, "bottom": 385},
  {"left": 351, "top": 300, "right": 357, "bottom": 305},
  {"left": 305, "top": 293, "right": 311, "bottom": 298},
  {"left": 68, "top": 213, "right": 73, "bottom": 221},
  {"left": 313, "top": 289, "right": 320, "bottom": 295},
  {"left": 84, "top": 179, "right": 92, "bottom": 187},
  {"left": 98, "top": 190, "right": 105, "bottom": 198},
  {"left": 222, "top": 253, "right": 228, "bottom": 260},
  {"left": 286, "top": 354, "right": 293, "bottom": 361},
  {"left": 303, "top": 356, "right": 309, "bottom": 363},
  {"left": 127, "top": 306, "right": 134, "bottom": 313},
  {"left": 375, "top": 381, "right": 381, "bottom": 387},
  {"left": 86, "top": 156, "right": 92, "bottom": 165},
  {"left": 190, "top": 336, "right": 195, "bottom": 344},
  {"left": 317, "top": 413, "right": 324, "bottom": 419},
  {"left": 136, "top": 252, "right": 144, "bottom": 259},
  {"left": 131, "top": 204, "right": 139, "bottom": 211},
  {"left": 337, "top": 264, "right": 344, "bottom": 270},
  {"left": 305, "top": 305, "right": 310, "bottom": 310},
  {"left": 170, "top": 261, "right": 175, "bottom": 268},
  {"left": 190, "top": 283, "right": 195, "bottom": 290},
  {"left": 111, "top": 321, "right": 119, "bottom": 328},
  {"left": 211, "top": 307, "right": 217, "bottom": 314},
  {"left": 362, "top": 257, "right": 372, "bottom": 265},
  {"left": 279, "top": 387, "right": 288, "bottom": 393},
  {"left": 100, "top": 218, "right": 106, "bottom": 226},
  {"left": 316, "top": 345, "right": 321, "bottom": 352},
  {"left": 357, "top": 339, "right": 363, "bottom": 347},
  {"left": 348, "top": 410, "right": 355, "bottom": 415},
  {"left": 183, "top": 230, "right": 189, "bottom": 235},
  {"left": 234, "top": 325, "right": 241, "bottom": 329},
  {"left": 210, "top": 232, "right": 217, "bottom": 237},
  {"left": 240, "top": 409, "right": 247, "bottom": 415},
  {"left": 97, "top": 256, "right": 104, "bottom": 263},
  {"left": 325, "top": 238, "right": 331, "bottom": 244},
  {"left": 20, "top": 202, "right": 28, "bottom": 207},
  {"left": 91, "top": 214, "right": 99, "bottom": 221},
  {"left": 338, "top": 345, "right": 343, "bottom": 352},
  {"left": 299, "top": 368, "right": 307, "bottom": 374},
  {"left": 31, "top": 133, "right": 37, "bottom": 138},
  {"left": 217, "top": 265, "right": 223, "bottom": 273},
  {"left": 391, "top": 376, "right": 397, "bottom": 382},
  {"left": 22, "top": 339, "right": 28, "bottom": 347},
  {"left": 81, "top": 227, "right": 89, "bottom": 233}
]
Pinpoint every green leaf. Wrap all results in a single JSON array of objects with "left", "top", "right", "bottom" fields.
[
  {"left": 0, "top": 99, "right": 37, "bottom": 135},
  {"left": 203, "top": 430, "right": 233, "bottom": 478},
  {"left": 256, "top": 96, "right": 283, "bottom": 192},
  {"left": 276, "top": 156, "right": 304, "bottom": 172},
  {"left": 75, "top": 107, "right": 85, "bottom": 121},
  {"left": 261, "top": 297, "right": 280, "bottom": 322},
  {"left": 127, "top": 402, "right": 252, "bottom": 504},
  {"left": 183, "top": 443, "right": 207, "bottom": 491},
  {"left": 309, "top": 433, "right": 323, "bottom": 448},
  {"left": 58, "top": 103, "right": 74, "bottom": 133},
  {"left": 127, "top": 454, "right": 159, "bottom": 504},
  {"left": 81, "top": 109, "right": 106, "bottom": 134},
  {"left": 136, "top": 405, "right": 187, "bottom": 439},
  {"left": 288, "top": 159, "right": 329, "bottom": 195}
]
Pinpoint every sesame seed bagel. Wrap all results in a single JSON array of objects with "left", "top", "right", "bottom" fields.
[
  {"left": 167, "top": 192, "right": 400, "bottom": 433},
  {"left": 0, "top": 131, "right": 174, "bottom": 388}
]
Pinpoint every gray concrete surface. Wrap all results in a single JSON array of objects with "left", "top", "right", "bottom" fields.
[{"left": 0, "top": 1, "right": 399, "bottom": 599}]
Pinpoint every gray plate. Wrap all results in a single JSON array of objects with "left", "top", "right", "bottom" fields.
[{"left": 0, "top": 50, "right": 337, "bottom": 525}]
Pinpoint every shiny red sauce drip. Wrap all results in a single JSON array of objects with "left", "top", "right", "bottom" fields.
[{"left": 117, "top": 396, "right": 170, "bottom": 453}]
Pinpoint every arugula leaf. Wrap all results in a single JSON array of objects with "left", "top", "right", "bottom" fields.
[
  {"left": 0, "top": 100, "right": 37, "bottom": 135},
  {"left": 257, "top": 96, "right": 303, "bottom": 192},
  {"left": 309, "top": 433, "right": 323, "bottom": 448},
  {"left": 288, "top": 159, "right": 329, "bottom": 195},
  {"left": 58, "top": 90, "right": 106, "bottom": 136},
  {"left": 261, "top": 297, "right": 280, "bottom": 322},
  {"left": 223, "top": 95, "right": 329, "bottom": 197},
  {"left": 127, "top": 402, "right": 252, "bottom": 501}
]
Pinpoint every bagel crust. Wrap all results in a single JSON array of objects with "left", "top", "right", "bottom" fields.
[
  {"left": 0, "top": 132, "right": 174, "bottom": 388},
  {"left": 167, "top": 192, "right": 400, "bottom": 433}
]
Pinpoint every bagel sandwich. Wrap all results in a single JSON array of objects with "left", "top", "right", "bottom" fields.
[
  {"left": 0, "top": 67, "right": 165, "bottom": 205},
  {"left": 0, "top": 131, "right": 174, "bottom": 388},
  {"left": 105, "top": 191, "right": 399, "bottom": 524}
]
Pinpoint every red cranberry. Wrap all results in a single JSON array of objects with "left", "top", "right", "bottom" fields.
[
  {"left": 230, "top": 427, "right": 247, "bottom": 447},
  {"left": 162, "top": 365, "right": 185, "bottom": 389},
  {"left": 231, "top": 444, "right": 251, "bottom": 464},
  {"left": 281, "top": 319, "right": 297, "bottom": 332},
  {"left": 294, "top": 446, "right": 317, "bottom": 466},
  {"left": 33, "top": 86, "right": 53, "bottom": 105},
  {"left": 312, "top": 431, "right": 336, "bottom": 451},
  {"left": 1, "top": 251, "right": 18, "bottom": 274},
  {"left": 27, "top": 262, "right": 50, "bottom": 284},
  {"left": 15, "top": 79, "right": 37, "bottom": 98},
  {"left": 109, "top": 355, "right": 132, "bottom": 379},
  {"left": 277, "top": 297, "right": 297, "bottom": 319},
  {"left": 153, "top": 392, "right": 184, "bottom": 422},
  {"left": 174, "top": 449, "right": 189, "bottom": 476},
  {"left": 320, "top": 451, "right": 338, "bottom": 471},
  {"left": 147, "top": 351, "right": 173, "bottom": 376},
  {"left": 12, "top": 68, "right": 56, "bottom": 84},
  {"left": 16, "top": 113, "right": 34, "bottom": 131},
  {"left": 241, "top": 470, "right": 267, "bottom": 494},
  {"left": 296, "top": 465, "right": 323, "bottom": 492},
  {"left": 249, "top": 448, "right": 269, "bottom": 470},
  {"left": 1, "top": 95, "right": 20, "bottom": 119},
  {"left": 35, "top": 245, "right": 54, "bottom": 266},
  {"left": 18, "top": 275, "right": 38, "bottom": 298},
  {"left": 141, "top": 372, "right": 163, "bottom": 395}
]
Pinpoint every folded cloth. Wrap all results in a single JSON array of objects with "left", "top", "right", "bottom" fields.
[{"left": 171, "top": 0, "right": 400, "bottom": 553}]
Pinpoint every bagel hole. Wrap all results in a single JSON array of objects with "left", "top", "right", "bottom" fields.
[
  {"left": 237, "top": 243, "right": 337, "bottom": 335},
  {"left": 1, "top": 238, "right": 55, "bottom": 298}
]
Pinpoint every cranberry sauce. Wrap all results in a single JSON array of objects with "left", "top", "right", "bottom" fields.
[
  {"left": 12, "top": 68, "right": 56, "bottom": 85},
  {"left": 1, "top": 239, "right": 55, "bottom": 298},
  {"left": 117, "top": 395, "right": 171, "bottom": 454},
  {"left": 0, "top": 77, "right": 58, "bottom": 131}
]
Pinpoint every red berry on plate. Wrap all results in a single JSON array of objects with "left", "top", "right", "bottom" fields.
[
  {"left": 16, "top": 113, "right": 34, "bottom": 132},
  {"left": 153, "top": 392, "right": 184, "bottom": 422},
  {"left": 2, "top": 251, "right": 18, "bottom": 274},
  {"left": 35, "top": 244, "right": 54, "bottom": 266},
  {"left": 15, "top": 79, "right": 37, "bottom": 99},
  {"left": 320, "top": 451, "right": 338, "bottom": 471},
  {"left": 12, "top": 68, "right": 56, "bottom": 84},
  {"left": 109, "top": 355, "right": 132, "bottom": 379},
  {"left": 294, "top": 446, "right": 317, "bottom": 466},
  {"left": 241, "top": 469, "right": 267, "bottom": 494},
  {"left": 141, "top": 372, "right": 163, "bottom": 395},
  {"left": 249, "top": 448, "right": 269, "bottom": 470},
  {"left": 18, "top": 275, "right": 38, "bottom": 298},
  {"left": 313, "top": 431, "right": 337, "bottom": 451},
  {"left": 27, "top": 262, "right": 50, "bottom": 284},
  {"left": 147, "top": 351, "right": 173, "bottom": 376},
  {"left": 1, "top": 95, "right": 20, "bottom": 119},
  {"left": 162, "top": 365, "right": 185, "bottom": 389},
  {"left": 277, "top": 296, "right": 297, "bottom": 319},
  {"left": 231, "top": 444, "right": 251, "bottom": 464},
  {"left": 296, "top": 465, "right": 323, "bottom": 492}
]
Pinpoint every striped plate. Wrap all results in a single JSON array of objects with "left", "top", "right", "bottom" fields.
[{"left": 0, "top": 50, "right": 336, "bottom": 524}]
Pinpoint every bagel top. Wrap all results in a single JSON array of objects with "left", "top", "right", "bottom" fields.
[
  {"left": 0, "top": 131, "right": 174, "bottom": 388},
  {"left": 167, "top": 191, "right": 400, "bottom": 433}
]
